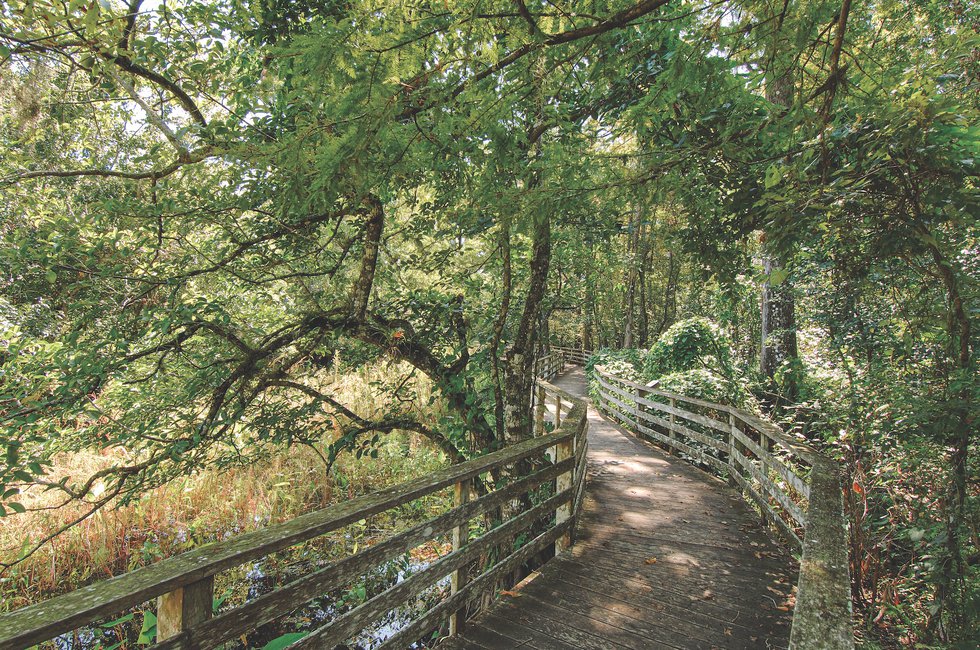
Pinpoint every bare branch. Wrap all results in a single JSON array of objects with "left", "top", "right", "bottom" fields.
[{"left": 4, "top": 147, "right": 213, "bottom": 185}]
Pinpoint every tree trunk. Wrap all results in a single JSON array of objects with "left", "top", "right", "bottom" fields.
[
  {"left": 583, "top": 247, "right": 596, "bottom": 351},
  {"left": 655, "top": 250, "right": 677, "bottom": 337},
  {"left": 622, "top": 207, "right": 641, "bottom": 348},
  {"left": 760, "top": 256, "right": 799, "bottom": 400},
  {"left": 638, "top": 242, "right": 649, "bottom": 347},
  {"left": 503, "top": 209, "right": 551, "bottom": 444},
  {"left": 489, "top": 214, "right": 512, "bottom": 444},
  {"left": 350, "top": 195, "right": 384, "bottom": 320},
  {"left": 538, "top": 309, "right": 550, "bottom": 357},
  {"left": 760, "top": 65, "right": 799, "bottom": 402}
]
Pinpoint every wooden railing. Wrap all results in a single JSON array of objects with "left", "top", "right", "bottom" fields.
[
  {"left": 551, "top": 345, "right": 591, "bottom": 366},
  {"left": 532, "top": 349, "right": 566, "bottom": 380},
  {"left": 0, "top": 377, "right": 588, "bottom": 649},
  {"left": 590, "top": 364, "right": 853, "bottom": 649}
]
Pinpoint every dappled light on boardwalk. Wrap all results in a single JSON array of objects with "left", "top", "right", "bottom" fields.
[{"left": 441, "top": 367, "right": 796, "bottom": 649}]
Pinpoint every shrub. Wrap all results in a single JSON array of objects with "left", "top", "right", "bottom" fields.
[
  {"left": 584, "top": 348, "right": 644, "bottom": 403},
  {"left": 642, "top": 317, "right": 734, "bottom": 379},
  {"left": 584, "top": 348, "right": 644, "bottom": 380},
  {"left": 654, "top": 368, "right": 756, "bottom": 410}
]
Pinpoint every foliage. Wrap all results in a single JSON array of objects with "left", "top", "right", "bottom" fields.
[
  {"left": 642, "top": 317, "right": 735, "bottom": 380},
  {"left": 584, "top": 348, "right": 645, "bottom": 379},
  {"left": 656, "top": 369, "right": 754, "bottom": 411},
  {"left": 0, "top": 0, "right": 977, "bottom": 643},
  {"left": 0, "top": 359, "right": 448, "bottom": 610}
]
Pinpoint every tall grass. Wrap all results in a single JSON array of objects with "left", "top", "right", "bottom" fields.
[{"left": 0, "top": 360, "right": 450, "bottom": 611}]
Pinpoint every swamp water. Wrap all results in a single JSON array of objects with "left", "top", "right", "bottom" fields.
[{"left": 52, "top": 553, "right": 449, "bottom": 650}]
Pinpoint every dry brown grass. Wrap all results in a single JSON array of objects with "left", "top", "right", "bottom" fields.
[{"left": 0, "top": 360, "right": 448, "bottom": 610}]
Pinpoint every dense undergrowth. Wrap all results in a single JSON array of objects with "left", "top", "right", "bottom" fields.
[{"left": 585, "top": 318, "right": 757, "bottom": 409}]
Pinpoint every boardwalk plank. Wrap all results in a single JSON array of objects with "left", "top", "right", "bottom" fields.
[
  {"left": 440, "top": 367, "right": 794, "bottom": 650},
  {"left": 530, "top": 563, "right": 772, "bottom": 647}
]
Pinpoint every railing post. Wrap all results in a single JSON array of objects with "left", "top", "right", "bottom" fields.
[
  {"left": 636, "top": 384, "right": 650, "bottom": 433},
  {"left": 759, "top": 430, "right": 771, "bottom": 477},
  {"left": 632, "top": 385, "right": 640, "bottom": 428},
  {"left": 554, "top": 436, "right": 574, "bottom": 554},
  {"left": 757, "top": 428, "right": 772, "bottom": 525},
  {"left": 555, "top": 395, "right": 562, "bottom": 428},
  {"left": 449, "top": 477, "right": 471, "bottom": 636},
  {"left": 728, "top": 412, "right": 739, "bottom": 488},
  {"left": 535, "top": 384, "right": 546, "bottom": 434},
  {"left": 157, "top": 576, "right": 214, "bottom": 640},
  {"left": 668, "top": 397, "right": 677, "bottom": 452}
]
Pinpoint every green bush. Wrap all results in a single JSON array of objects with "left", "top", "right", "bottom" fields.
[
  {"left": 584, "top": 348, "right": 644, "bottom": 403},
  {"left": 585, "top": 326, "right": 754, "bottom": 409},
  {"left": 654, "top": 369, "right": 756, "bottom": 410},
  {"left": 584, "top": 348, "right": 644, "bottom": 380},
  {"left": 642, "top": 317, "right": 734, "bottom": 379}
]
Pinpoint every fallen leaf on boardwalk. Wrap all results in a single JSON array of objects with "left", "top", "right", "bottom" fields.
[
  {"left": 776, "top": 604, "right": 792, "bottom": 611},
  {"left": 702, "top": 589, "right": 715, "bottom": 600},
  {"left": 500, "top": 590, "right": 522, "bottom": 598},
  {"left": 644, "top": 557, "right": 658, "bottom": 564},
  {"left": 724, "top": 628, "right": 733, "bottom": 636}
]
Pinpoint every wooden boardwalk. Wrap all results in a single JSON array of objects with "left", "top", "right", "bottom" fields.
[{"left": 442, "top": 367, "right": 797, "bottom": 650}]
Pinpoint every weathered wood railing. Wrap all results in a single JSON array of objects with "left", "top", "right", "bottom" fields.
[
  {"left": 0, "top": 379, "right": 588, "bottom": 650},
  {"left": 532, "top": 349, "right": 566, "bottom": 380},
  {"left": 551, "top": 345, "right": 591, "bottom": 366},
  {"left": 591, "top": 363, "right": 853, "bottom": 649}
]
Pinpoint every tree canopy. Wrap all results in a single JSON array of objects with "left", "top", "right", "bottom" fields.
[{"left": 1, "top": 0, "right": 977, "bottom": 644}]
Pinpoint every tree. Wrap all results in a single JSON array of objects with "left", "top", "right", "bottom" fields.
[{"left": 0, "top": 0, "right": 685, "bottom": 552}]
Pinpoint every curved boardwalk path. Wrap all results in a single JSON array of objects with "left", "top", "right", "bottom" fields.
[{"left": 443, "top": 367, "right": 797, "bottom": 650}]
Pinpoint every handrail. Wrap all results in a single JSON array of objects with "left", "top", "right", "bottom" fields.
[
  {"left": 533, "top": 350, "right": 566, "bottom": 381},
  {"left": 0, "top": 367, "right": 589, "bottom": 649},
  {"left": 552, "top": 345, "right": 591, "bottom": 367},
  {"left": 590, "top": 363, "right": 852, "bottom": 650}
]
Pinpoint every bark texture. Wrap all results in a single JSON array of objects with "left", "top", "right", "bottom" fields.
[{"left": 760, "top": 64, "right": 799, "bottom": 401}]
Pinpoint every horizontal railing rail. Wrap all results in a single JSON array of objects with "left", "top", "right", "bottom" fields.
[
  {"left": 591, "top": 364, "right": 852, "bottom": 650},
  {"left": 0, "top": 368, "right": 589, "bottom": 650},
  {"left": 551, "top": 346, "right": 591, "bottom": 367},
  {"left": 532, "top": 349, "right": 566, "bottom": 381}
]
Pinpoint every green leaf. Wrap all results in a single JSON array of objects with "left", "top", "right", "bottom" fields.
[
  {"left": 767, "top": 268, "right": 789, "bottom": 286},
  {"left": 101, "top": 612, "right": 135, "bottom": 628},
  {"left": 261, "top": 632, "right": 307, "bottom": 650},
  {"left": 764, "top": 164, "right": 783, "bottom": 189},
  {"left": 137, "top": 611, "right": 157, "bottom": 645}
]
